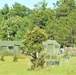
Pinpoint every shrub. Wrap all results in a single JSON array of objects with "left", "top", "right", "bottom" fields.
[
  {"left": 51, "top": 55, "right": 57, "bottom": 59},
  {"left": 31, "top": 54, "right": 46, "bottom": 70},
  {"left": 0, "top": 50, "right": 13, "bottom": 56},
  {"left": 0, "top": 52, "right": 3, "bottom": 56},
  {"left": 8, "top": 51, "right": 13, "bottom": 56},
  {"left": 13, "top": 55, "right": 18, "bottom": 62},
  {"left": 3, "top": 50, "right": 9, "bottom": 56},
  {"left": 0, "top": 55, "right": 5, "bottom": 61},
  {"left": 16, "top": 54, "right": 25, "bottom": 59}
]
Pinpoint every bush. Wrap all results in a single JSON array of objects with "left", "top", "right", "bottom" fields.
[
  {"left": 3, "top": 50, "right": 9, "bottom": 56},
  {"left": 51, "top": 55, "right": 57, "bottom": 59},
  {"left": 0, "top": 52, "right": 3, "bottom": 56},
  {"left": 13, "top": 55, "right": 18, "bottom": 62},
  {"left": 0, "top": 50, "right": 13, "bottom": 56},
  {"left": 16, "top": 54, "right": 25, "bottom": 59},
  {"left": 31, "top": 54, "right": 46, "bottom": 70},
  {"left": 0, "top": 55, "right": 5, "bottom": 61},
  {"left": 8, "top": 51, "right": 13, "bottom": 56}
]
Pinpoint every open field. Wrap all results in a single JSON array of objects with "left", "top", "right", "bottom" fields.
[{"left": 0, "top": 56, "right": 76, "bottom": 75}]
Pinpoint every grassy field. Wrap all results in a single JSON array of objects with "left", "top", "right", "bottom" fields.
[{"left": 0, "top": 56, "right": 76, "bottom": 75}]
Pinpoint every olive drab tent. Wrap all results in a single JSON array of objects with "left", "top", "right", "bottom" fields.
[
  {"left": 0, "top": 41, "right": 21, "bottom": 52},
  {"left": 43, "top": 40, "right": 60, "bottom": 66},
  {"left": 43, "top": 40, "right": 60, "bottom": 56}
]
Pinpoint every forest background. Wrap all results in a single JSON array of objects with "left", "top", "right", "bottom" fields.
[{"left": 0, "top": 0, "right": 76, "bottom": 47}]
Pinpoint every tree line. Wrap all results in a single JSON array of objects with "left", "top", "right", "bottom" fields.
[{"left": 0, "top": 0, "right": 76, "bottom": 47}]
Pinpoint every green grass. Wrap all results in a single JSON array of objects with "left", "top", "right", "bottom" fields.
[{"left": 0, "top": 56, "right": 76, "bottom": 75}]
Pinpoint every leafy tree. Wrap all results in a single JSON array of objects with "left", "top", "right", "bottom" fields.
[
  {"left": 15, "top": 17, "right": 34, "bottom": 40},
  {"left": 0, "top": 4, "right": 10, "bottom": 19},
  {"left": 55, "top": 0, "right": 76, "bottom": 17},
  {"left": 0, "top": 0, "right": 76, "bottom": 48},
  {"left": 34, "top": 0, "right": 48, "bottom": 11},
  {"left": 21, "top": 26, "right": 48, "bottom": 69},
  {"left": 9, "top": 2, "right": 31, "bottom": 17},
  {"left": 0, "top": 16, "right": 33, "bottom": 41},
  {"left": 45, "top": 16, "right": 59, "bottom": 40},
  {"left": 67, "top": 11, "right": 76, "bottom": 45},
  {"left": 1, "top": 4, "right": 10, "bottom": 15},
  {"left": 31, "top": 8, "right": 54, "bottom": 28},
  {"left": 50, "top": 0, "right": 76, "bottom": 46},
  {"left": 1, "top": 16, "right": 22, "bottom": 40}
]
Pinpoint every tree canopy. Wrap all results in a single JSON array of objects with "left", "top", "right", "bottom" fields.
[{"left": 0, "top": 0, "right": 76, "bottom": 47}]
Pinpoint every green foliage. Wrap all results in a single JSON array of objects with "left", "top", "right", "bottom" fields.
[
  {"left": 0, "top": 55, "right": 5, "bottom": 61},
  {"left": 21, "top": 26, "right": 48, "bottom": 69},
  {"left": 13, "top": 55, "right": 18, "bottom": 62},
  {"left": 31, "top": 55, "right": 45, "bottom": 69},
  {"left": 0, "top": 50, "right": 13, "bottom": 56},
  {"left": 34, "top": 0, "right": 48, "bottom": 11},
  {"left": 0, "top": 0, "right": 76, "bottom": 52},
  {"left": 0, "top": 4, "right": 10, "bottom": 19},
  {"left": 22, "top": 26, "right": 48, "bottom": 53},
  {"left": 2, "top": 50, "right": 9, "bottom": 56},
  {"left": 31, "top": 8, "right": 54, "bottom": 28},
  {"left": 9, "top": 2, "right": 31, "bottom": 17},
  {"left": 16, "top": 54, "right": 25, "bottom": 59},
  {"left": 1, "top": 4, "right": 9, "bottom": 15}
]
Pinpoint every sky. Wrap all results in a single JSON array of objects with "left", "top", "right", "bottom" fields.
[{"left": 0, "top": 0, "right": 57, "bottom": 9}]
